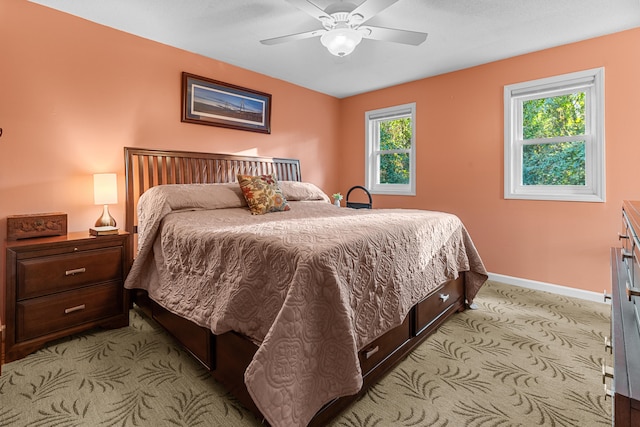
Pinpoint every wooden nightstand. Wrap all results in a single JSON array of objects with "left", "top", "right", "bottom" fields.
[{"left": 4, "top": 231, "right": 131, "bottom": 362}]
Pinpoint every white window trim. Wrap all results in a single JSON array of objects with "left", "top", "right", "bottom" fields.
[
  {"left": 365, "top": 103, "right": 416, "bottom": 196},
  {"left": 504, "top": 68, "right": 605, "bottom": 202}
]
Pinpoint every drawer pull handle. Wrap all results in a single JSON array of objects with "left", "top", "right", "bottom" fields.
[
  {"left": 364, "top": 345, "right": 379, "bottom": 359},
  {"left": 604, "top": 336, "right": 612, "bottom": 354},
  {"left": 65, "top": 267, "right": 86, "bottom": 276},
  {"left": 64, "top": 304, "right": 86, "bottom": 314},
  {"left": 626, "top": 283, "right": 640, "bottom": 301},
  {"left": 439, "top": 293, "right": 450, "bottom": 302},
  {"left": 618, "top": 232, "right": 629, "bottom": 240},
  {"left": 621, "top": 249, "right": 633, "bottom": 260},
  {"left": 604, "top": 384, "right": 614, "bottom": 400},
  {"left": 601, "top": 364, "right": 614, "bottom": 383},
  {"left": 603, "top": 290, "right": 612, "bottom": 302}
]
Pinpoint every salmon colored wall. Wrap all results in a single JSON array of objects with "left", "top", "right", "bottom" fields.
[
  {"left": 1, "top": 1, "right": 638, "bottom": 327},
  {"left": 0, "top": 0, "right": 340, "bottom": 320},
  {"left": 338, "top": 28, "right": 640, "bottom": 294}
]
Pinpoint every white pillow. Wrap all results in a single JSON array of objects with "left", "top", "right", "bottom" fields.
[{"left": 279, "top": 181, "right": 330, "bottom": 202}]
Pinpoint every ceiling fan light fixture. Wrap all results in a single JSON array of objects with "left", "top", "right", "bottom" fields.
[{"left": 320, "top": 28, "right": 363, "bottom": 57}]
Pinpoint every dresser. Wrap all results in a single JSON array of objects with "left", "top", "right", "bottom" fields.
[
  {"left": 4, "top": 231, "right": 131, "bottom": 362},
  {"left": 609, "top": 201, "right": 640, "bottom": 426},
  {"left": 0, "top": 318, "right": 4, "bottom": 374}
]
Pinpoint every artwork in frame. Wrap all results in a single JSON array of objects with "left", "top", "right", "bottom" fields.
[{"left": 181, "top": 72, "right": 272, "bottom": 134}]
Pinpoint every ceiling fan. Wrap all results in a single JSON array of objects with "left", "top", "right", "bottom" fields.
[{"left": 260, "top": 0, "right": 428, "bottom": 57}]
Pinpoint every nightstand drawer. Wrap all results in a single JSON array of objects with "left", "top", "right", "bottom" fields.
[
  {"left": 16, "top": 281, "right": 123, "bottom": 341},
  {"left": 17, "top": 247, "right": 122, "bottom": 300}
]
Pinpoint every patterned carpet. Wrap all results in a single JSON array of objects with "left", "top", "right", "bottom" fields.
[{"left": 0, "top": 281, "right": 611, "bottom": 427}]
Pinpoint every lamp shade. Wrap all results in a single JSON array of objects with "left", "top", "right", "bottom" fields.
[
  {"left": 320, "top": 28, "right": 363, "bottom": 56},
  {"left": 93, "top": 173, "right": 118, "bottom": 205}
]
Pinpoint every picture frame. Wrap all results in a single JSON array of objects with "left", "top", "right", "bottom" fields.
[{"left": 181, "top": 72, "right": 271, "bottom": 134}]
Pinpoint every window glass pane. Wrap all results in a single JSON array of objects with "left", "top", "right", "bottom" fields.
[
  {"left": 380, "top": 153, "right": 410, "bottom": 184},
  {"left": 366, "top": 102, "right": 415, "bottom": 195},
  {"left": 523, "top": 92, "right": 585, "bottom": 139},
  {"left": 522, "top": 141, "right": 585, "bottom": 185},
  {"left": 379, "top": 117, "right": 411, "bottom": 150}
]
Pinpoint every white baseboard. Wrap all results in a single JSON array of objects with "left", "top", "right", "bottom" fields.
[{"left": 487, "top": 272, "right": 607, "bottom": 304}]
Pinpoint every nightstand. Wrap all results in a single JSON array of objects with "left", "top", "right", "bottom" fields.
[{"left": 4, "top": 231, "right": 131, "bottom": 362}]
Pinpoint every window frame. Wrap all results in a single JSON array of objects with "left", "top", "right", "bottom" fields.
[
  {"left": 504, "top": 68, "right": 605, "bottom": 202},
  {"left": 365, "top": 103, "right": 416, "bottom": 196}
]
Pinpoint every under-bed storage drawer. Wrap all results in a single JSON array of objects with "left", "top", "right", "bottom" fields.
[
  {"left": 152, "top": 302, "right": 215, "bottom": 370},
  {"left": 359, "top": 315, "right": 411, "bottom": 376},
  {"left": 414, "top": 277, "right": 464, "bottom": 336}
]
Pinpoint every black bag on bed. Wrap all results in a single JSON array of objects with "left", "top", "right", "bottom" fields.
[{"left": 345, "top": 186, "right": 372, "bottom": 209}]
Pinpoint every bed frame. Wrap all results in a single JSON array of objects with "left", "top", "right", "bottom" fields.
[{"left": 124, "top": 146, "right": 468, "bottom": 426}]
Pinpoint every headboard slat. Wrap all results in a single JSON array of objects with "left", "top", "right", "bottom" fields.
[{"left": 124, "top": 147, "right": 302, "bottom": 236}]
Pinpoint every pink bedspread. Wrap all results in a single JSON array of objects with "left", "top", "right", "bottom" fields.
[{"left": 124, "top": 184, "right": 487, "bottom": 426}]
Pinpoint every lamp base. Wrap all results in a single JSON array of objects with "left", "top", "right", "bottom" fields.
[{"left": 95, "top": 204, "right": 116, "bottom": 227}]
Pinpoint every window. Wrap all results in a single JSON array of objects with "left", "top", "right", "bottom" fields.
[
  {"left": 365, "top": 103, "right": 416, "bottom": 196},
  {"left": 504, "top": 68, "right": 605, "bottom": 202}
]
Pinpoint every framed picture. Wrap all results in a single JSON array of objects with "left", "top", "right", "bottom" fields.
[{"left": 181, "top": 72, "right": 271, "bottom": 134}]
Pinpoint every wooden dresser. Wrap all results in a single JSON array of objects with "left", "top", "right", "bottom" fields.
[
  {"left": 609, "top": 200, "right": 640, "bottom": 426},
  {"left": 4, "top": 231, "right": 131, "bottom": 362},
  {"left": 0, "top": 318, "right": 4, "bottom": 374}
]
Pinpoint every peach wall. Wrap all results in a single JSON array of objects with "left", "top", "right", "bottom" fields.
[
  {"left": 338, "top": 28, "right": 640, "bottom": 294},
  {"left": 0, "top": 0, "right": 340, "bottom": 320},
  {"left": 2, "top": 0, "right": 638, "bottom": 328}
]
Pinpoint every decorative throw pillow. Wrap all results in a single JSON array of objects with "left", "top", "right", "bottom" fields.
[{"left": 237, "top": 174, "right": 290, "bottom": 215}]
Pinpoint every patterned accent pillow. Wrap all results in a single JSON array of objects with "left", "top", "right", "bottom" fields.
[{"left": 237, "top": 174, "right": 291, "bottom": 215}]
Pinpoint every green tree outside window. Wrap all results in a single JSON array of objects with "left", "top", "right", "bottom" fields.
[
  {"left": 522, "top": 92, "right": 586, "bottom": 186},
  {"left": 379, "top": 118, "right": 411, "bottom": 184}
]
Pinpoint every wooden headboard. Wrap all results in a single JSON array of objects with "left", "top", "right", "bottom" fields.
[{"left": 124, "top": 147, "right": 301, "bottom": 235}]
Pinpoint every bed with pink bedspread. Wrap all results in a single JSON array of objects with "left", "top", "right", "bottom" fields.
[{"left": 124, "top": 175, "right": 487, "bottom": 427}]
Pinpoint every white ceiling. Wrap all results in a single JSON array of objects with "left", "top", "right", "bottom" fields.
[{"left": 29, "top": 0, "right": 640, "bottom": 98}]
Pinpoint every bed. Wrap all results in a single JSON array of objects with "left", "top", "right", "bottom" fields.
[{"left": 123, "top": 147, "right": 488, "bottom": 427}]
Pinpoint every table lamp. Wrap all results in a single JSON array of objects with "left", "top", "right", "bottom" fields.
[{"left": 93, "top": 173, "right": 117, "bottom": 227}]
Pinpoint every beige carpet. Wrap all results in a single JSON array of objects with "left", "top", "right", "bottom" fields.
[{"left": 0, "top": 281, "right": 611, "bottom": 426}]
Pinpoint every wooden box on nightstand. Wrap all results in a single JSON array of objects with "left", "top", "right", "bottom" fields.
[{"left": 4, "top": 231, "right": 131, "bottom": 362}]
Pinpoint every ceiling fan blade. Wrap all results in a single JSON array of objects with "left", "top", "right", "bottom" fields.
[
  {"left": 360, "top": 26, "right": 428, "bottom": 45},
  {"left": 260, "top": 29, "right": 326, "bottom": 45},
  {"left": 349, "top": 0, "right": 400, "bottom": 24},
  {"left": 285, "top": 0, "right": 333, "bottom": 22}
]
